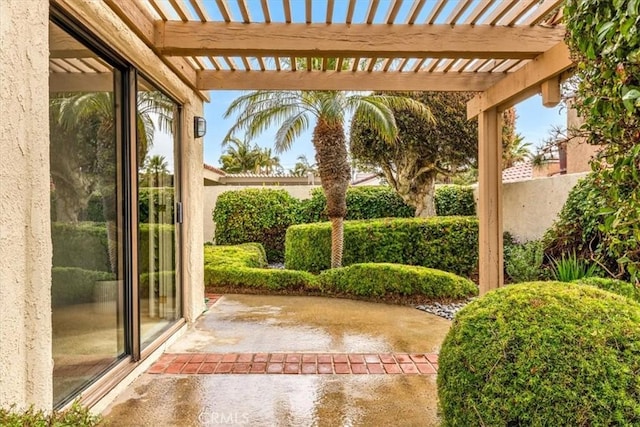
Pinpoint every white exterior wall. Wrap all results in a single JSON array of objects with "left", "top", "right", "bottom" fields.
[
  {"left": 204, "top": 185, "right": 318, "bottom": 242},
  {"left": 474, "top": 173, "right": 587, "bottom": 242},
  {"left": 0, "top": 0, "right": 53, "bottom": 410}
]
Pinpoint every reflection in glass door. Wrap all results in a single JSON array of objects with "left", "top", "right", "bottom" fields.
[
  {"left": 49, "top": 21, "right": 125, "bottom": 407},
  {"left": 137, "top": 77, "right": 181, "bottom": 347}
]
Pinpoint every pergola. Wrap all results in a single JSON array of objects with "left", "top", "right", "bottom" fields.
[{"left": 51, "top": 0, "right": 575, "bottom": 294}]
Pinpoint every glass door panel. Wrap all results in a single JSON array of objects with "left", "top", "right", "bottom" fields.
[
  {"left": 49, "top": 21, "right": 125, "bottom": 407},
  {"left": 137, "top": 77, "right": 181, "bottom": 347}
]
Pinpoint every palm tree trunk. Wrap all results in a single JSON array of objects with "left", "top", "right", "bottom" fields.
[{"left": 313, "top": 119, "right": 351, "bottom": 269}]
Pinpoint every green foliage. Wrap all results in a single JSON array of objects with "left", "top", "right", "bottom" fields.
[
  {"left": 51, "top": 267, "right": 115, "bottom": 307},
  {"left": 550, "top": 252, "right": 598, "bottom": 282},
  {"left": 139, "top": 270, "right": 175, "bottom": 299},
  {"left": 504, "top": 240, "right": 546, "bottom": 283},
  {"left": 434, "top": 185, "right": 476, "bottom": 216},
  {"left": 318, "top": 263, "right": 477, "bottom": 299},
  {"left": 285, "top": 217, "right": 478, "bottom": 276},
  {"left": 204, "top": 244, "right": 316, "bottom": 291},
  {"left": 438, "top": 282, "right": 640, "bottom": 426},
  {"left": 0, "top": 401, "right": 101, "bottom": 426},
  {"left": 212, "top": 188, "right": 301, "bottom": 262},
  {"left": 52, "top": 222, "right": 110, "bottom": 272},
  {"left": 573, "top": 277, "right": 640, "bottom": 302},
  {"left": 138, "top": 223, "right": 176, "bottom": 274},
  {"left": 544, "top": 172, "right": 638, "bottom": 281},
  {"left": 138, "top": 187, "right": 175, "bottom": 224},
  {"left": 564, "top": 0, "right": 640, "bottom": 282},
  {"left": 296, "top": 186, "right": 414, "bottom": 223}
]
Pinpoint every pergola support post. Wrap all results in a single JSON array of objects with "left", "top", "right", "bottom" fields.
[{"left": 477, "top": 108, "right": 503, "bottom": 295}]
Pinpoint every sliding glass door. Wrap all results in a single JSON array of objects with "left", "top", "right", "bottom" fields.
[
  {"left": 49, "top": 21, "right": 125, "bottom": 407},
  {"left": 137, "top": 77, "right": 181, "bottom": 347}
]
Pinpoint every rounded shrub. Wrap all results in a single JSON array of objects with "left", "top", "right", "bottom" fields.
[
  {"left": 212, "top": 188, "right": 300, "bottom": 262},
  {"left": 285, "top": 217, "right": 478, "bottom": 276},
  {"left": 319, "top": 263, "right": 477, "bottom": 299},
  {"left": 438, "top": 282, "right": 640, "bottom": 426}
]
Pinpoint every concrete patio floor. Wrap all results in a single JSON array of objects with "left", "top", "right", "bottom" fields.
[{"left": 101, "top": 294, "right": 451, "bottom": 426}]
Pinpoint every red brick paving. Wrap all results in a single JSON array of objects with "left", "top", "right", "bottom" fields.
[
  {"left": 205, "top": 293, "right": 222, "bottom": 308},
  {"left": 148, "top": 352, "right": 439, "bottom": 376}
]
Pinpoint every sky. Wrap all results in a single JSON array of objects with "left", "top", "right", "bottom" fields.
[{"left": 201, "top": 92, "right": 567, "bottom": 172}]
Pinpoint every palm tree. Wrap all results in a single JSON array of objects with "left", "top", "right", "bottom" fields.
[
  {"left": 224, "top": 90, "right": 432, "bottom": 268},
  {"left": 256, "top": 147, "right": 282, "bottom": 175},
  {"left": 289, "top": 155, "right": 317, "bottom": 177},
  {"left": 219, "top": 136, "right": 262, "bottom": 173},
  {"left": 143, "top": 155, "right": 170, "bottom": 187},
  {"left": 503, "top": 134, "right": 532, "bottom": 169}
]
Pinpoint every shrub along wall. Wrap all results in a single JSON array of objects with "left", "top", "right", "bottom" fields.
[
  {"left": 51, "top": 267, "right": 115, "bottom": 307},
  {"left": 434, "top": 185, "right": 475, "bottom": 216},
  {"left": 52, "top": 222, "right": 110, "bottom": 272},
  {"left": 212, "top": 189, "right": 301, "bottom": 262},
  {"left": 285, "top": 217, "right": 479, "bottom": 276}
]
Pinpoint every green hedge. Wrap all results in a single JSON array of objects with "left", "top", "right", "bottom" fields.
[
  {"left": 297, "top": 186, "right": 414, "bottom": 223},
  {"left": 139, "top": 270, "right": 176, "bottom": 299},
  {"left": 434, "top": 185, "right": 475, "bottom": 216},
  {"left": 52, "top": 222, "right": 110, "bottom": 272},
  {"left": 438, "top": 282, "right": 640, "bottom": 426},
  {"left": 138, "top": 187, "right": 174, "bottom": 224},
  {"left": 204, "top": 244, "right": 316, "bottom": 291},
  {"left": 212, "top": 189, "right": 301, "bottom": 262},
  {"left": 52, "top": 222, "right": 175, "bottom": 274},
  {"left": 51, "top": 267, "right": 115, "bottom": 307},
  {"left": 138, "top": 223, "right": 175, "bottom": 274},
  {"left": 0, "top": 402, "right": 100, "bottom": 426},
  {"left": 285, "top": 217, "right": 479, "bottom": 276},
  {"left": 318, "top": 263, "right": 477, "bottom": 299},
  {"left": 573, "top": 277, "right": 640, "bottom": 303}
]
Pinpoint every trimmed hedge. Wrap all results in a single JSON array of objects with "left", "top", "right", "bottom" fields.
[
  {"left": 212, "top": 189, "right": 301, "bottom": 262},
  {"left": 52, "top": 222, "right": 175, "bottom": 274},
  {"left": 51, "top": 267, "right": 115, "bottom": 307},
  {"left": 139, "top": 223, "right": 176, "bottom": 274},
  {"left": 434, "top": 185, "right": 475, "bottom": 216},
  {"left": 285, "top": 217, "right": 478, "bottom": 276},
  {"left": 297, "top": 186, "right": 414, "bottom": 223},
  {"left": 573, "top": 277, "right": 640, "bottom": 303},
  {"left": 204, "top": 244, "right": 316, "bottom": 291},
  {"left": 438, "top": 282, "right": 640, "bottom": 426},
  {"left": 318, "top": 263, "right": 477, "bottom": 299}
]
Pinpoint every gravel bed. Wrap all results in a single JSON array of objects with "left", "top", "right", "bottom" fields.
[{"left": 416, "top": 299, "right": 474, "bottom": 321}]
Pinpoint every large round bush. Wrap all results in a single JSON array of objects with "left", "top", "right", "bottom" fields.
[{"left": 438, "top": 282, "right": 640, "bottom": 426}]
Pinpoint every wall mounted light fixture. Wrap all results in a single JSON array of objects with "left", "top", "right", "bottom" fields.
[{"left": 194, "top": 116, "right": 206, "bottom": 138}]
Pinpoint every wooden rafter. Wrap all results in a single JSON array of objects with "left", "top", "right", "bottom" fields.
[
  {"left": 197, "top": 70, "right": 504, "bottom": 91},
  {"left": 155, "top": 22, "right": 565, "bottom": 59}
]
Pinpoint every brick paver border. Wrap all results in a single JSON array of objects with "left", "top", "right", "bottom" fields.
[{"left": 148, "top": 353, "right": 439, "bottom": 375}]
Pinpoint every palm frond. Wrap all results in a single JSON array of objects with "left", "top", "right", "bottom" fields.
[{"left": 274, "top": 111, "right": 311, "bottom": 153}]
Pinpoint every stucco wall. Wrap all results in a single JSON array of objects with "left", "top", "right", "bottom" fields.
[
  {"left": 499, "top": 173, "right": 587, "bottom": 242},
  {"left": 56, "top": 0, "right": 206, "bottom": 324},
  {"left": 0, "top": 0, "right": 53, "bottom": 410},
  {"left": 203, "top": 185, "right": 318, "bottom": 242}
]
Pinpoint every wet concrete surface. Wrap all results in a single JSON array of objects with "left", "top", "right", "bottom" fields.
[
  {"left": 168, "top": 294, "right": 451, "bottom": 354},
  {"left": 101, "top": 295, "right": 450, "bottom": 426}
]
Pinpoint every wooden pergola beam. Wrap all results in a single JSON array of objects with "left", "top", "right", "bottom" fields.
[
  {"left": 49, "top": 24, "right": 94, "bottom": 58},
  {"left": 197, "top": 70, "right": 504, "bottom": 91},
  {"left": 156, "top": 22, "right": 565, "bottom": 59},
  {"left": 467, "top": 42, "right": 573, "bottom": 118},
  {"left": 49, "top": 73, "right": 113, "bottom": 92}
]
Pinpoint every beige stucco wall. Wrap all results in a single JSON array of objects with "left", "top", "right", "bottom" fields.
[
  {"left": 0, "top": 0, "right": 53, "bottom": 410},
  {"left": 57, "top": 0, "right": 206, "bottom": 324},
  {"left": 566, "top": 102, "right": 600, "bottom": 174},
  {"left": 499, "top": 173, "right": 587, "bottom": 242},
  {"left": 203, "top": 185, "right": 318, "bottom": 242}
]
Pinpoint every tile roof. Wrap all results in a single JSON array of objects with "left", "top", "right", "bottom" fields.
[{"left": 502, "top": 160, "right": 533, "bottom": 183}]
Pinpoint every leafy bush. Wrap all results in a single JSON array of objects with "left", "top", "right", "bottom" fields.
[
  {"left": 212, "top": 189, "right": 301, "bottom": 262},
  {"left": 139, "top": 223, "right": 175, "bottom": 273},
  {"left": 434, "top": 185, "right": 475, "bottom": 216},
  {"left": 204, "top": 244, "right": 316, "bottom": 291},
  {"left": 438, "top": 282, "right": 640, "bottom": 426},
  {"left": 138, "top": 187, "right": 175, "bottom": 224},
  {"left": 285, "top": 217, "right": 478, "bottom": 276},
  {"left": 318, "top": 263, "right": 477, "bottom": 299},
  {"left": 139, "top": 270, "right": 175, "bottom": 299},
  {"left": 52, "top": 222, "right": 110, "bottom": 272},
  {"left": 51, "top": 267, "right": 115, "bottom": 307},
  {"left": 0, "top": 401, "right": 100, "bottom": 426},
  {"left": 504, "top": 240, "right": 545, "bottom": 283},
  {"left": 296, "top": 186, "right": 414, "bottom": 223},
  {"left": 550, "top": 251, "right": 598, "bottom": 282},
  {"left": 573, "top": 277, "right": 640, "bottom": 303}
]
